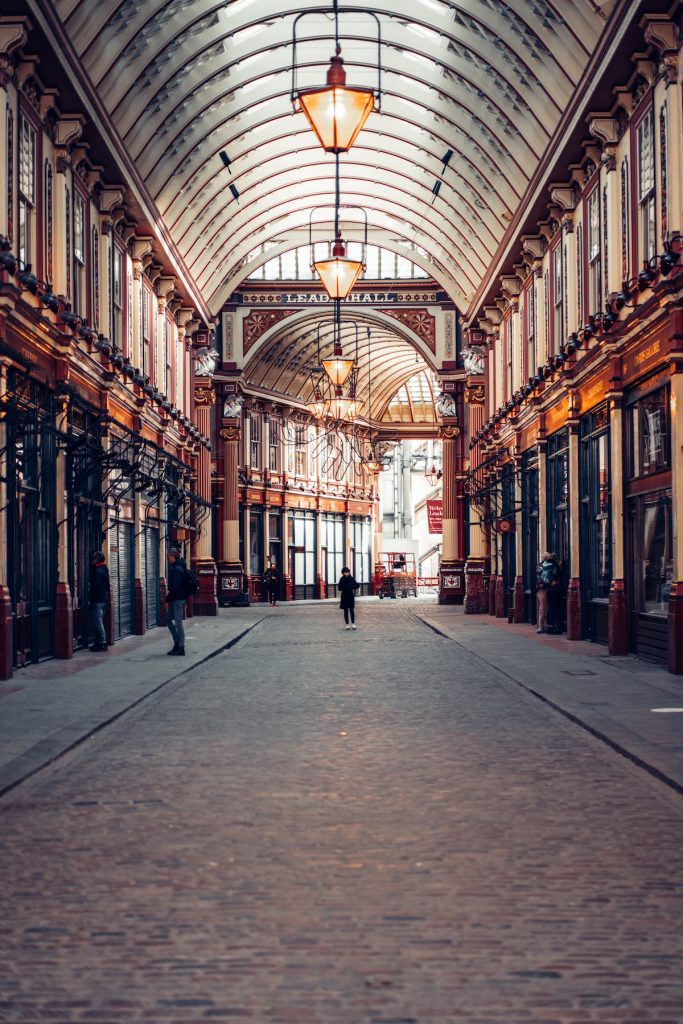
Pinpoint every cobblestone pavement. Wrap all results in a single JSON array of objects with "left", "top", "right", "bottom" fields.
[{"left": 1, "top": 602, "right": 683, "bottom": 1024}]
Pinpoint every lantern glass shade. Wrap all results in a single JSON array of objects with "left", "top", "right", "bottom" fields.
[
  {"left": 328, "top": 394, "right": 354, "bottom": 420},
  {"left": 365, "top": 458, "right": 383, "bottom": 473},
  {"left": 425, "top": 466, "right": 441, "bottom": 487},
  {"left": 321, "top": 353, "right": 355, "bottom": 387},
  {"left": 308, "top": 393, "right": 329, "bottom": 419},
  {"left": 298, "top": 85, "right": 374, "bottom": 154},
  {"left": 313, "top": 254, "right": 364, "bottom": 299}
]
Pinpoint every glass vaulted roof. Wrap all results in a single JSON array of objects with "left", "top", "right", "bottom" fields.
[{"left": 49, "top": 0, "right": 613, "bottom": 316}]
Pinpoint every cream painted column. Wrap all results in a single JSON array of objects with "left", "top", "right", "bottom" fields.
[
  {"left": 438, "top": 420, "right": 465, "bottom": 604},
  {"left": 607, "top": 393, "right": 627, "bottom": 654},
  {"left": 669, "top": 359, "right": 683, "bottom": 673},
  {"left": 0, "top": 361, "right": 13, "bottom": 677},
  {"left": 566, "top": 418, "right": 582, "bottom": 640},
  {"left": 537, "top": 441, "right": 548, "bottom": 556},
  {"left": 54, "top": 391, "right": 73, "bottom": 658}
]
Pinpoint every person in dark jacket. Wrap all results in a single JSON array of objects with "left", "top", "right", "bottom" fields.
[
  {"left": 338, "top": 566, "right": 360, "bottom": 630},
  {"left": 88, "top": 551, "right": 110, "bottom": 652},
  {"left": 264, "top": 563, "right": 279, "bottom": 606},
  {"left": 166, "top": 548, "right": 188, "bottom": 656},
  {"left": 541, "top": 552, "right": 563, "bottom": 634}
]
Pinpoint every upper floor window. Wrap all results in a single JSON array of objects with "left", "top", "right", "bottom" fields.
[
  {"left": 269, "top": 418, "right": 280, "bottom": 472},
  {"left": 586, "top": 186, "right": 601, "bottom": 314},
  {"left": 249, "top": 412, "right": 261, "bottom": 468},
  {"left": 18, "top": 115, "right": 36, "bottom": 267},
  {"left": 111, "top": 245, "right": 124, "bottom": 349},
  {"left": 637, "top": 108, "right": 656, "bottom": 266},
  {"left": 73, "top": 190, "right": 87, "bottom": 318},
  {"left": 551, "top": 242, "right": 563, "bottom": 347},
  {"left": 523, "top": 278, "right": 535, "bottom": 378},
  {"left": 295, "top": 426, "right": 307, "bottom": 476},
  {"left": 141, "top": 281, "right": 152, "bottom": 378},
  {"left": 165, "top": 313, "right": 174, "bottom": 399}
]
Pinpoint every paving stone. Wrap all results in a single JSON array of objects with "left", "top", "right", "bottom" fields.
[{"left": 0, "top": 602, "right": 682, "bottom": 1022}]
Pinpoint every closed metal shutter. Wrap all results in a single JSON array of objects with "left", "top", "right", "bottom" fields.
[
  {"left": 143, "top": 526, "right": 160, "bottom": 630},
  {"left": 110, "top": 521, "right": 134, "bottom": 640}
]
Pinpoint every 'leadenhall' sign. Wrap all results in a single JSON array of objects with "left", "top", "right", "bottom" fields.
[{"left": 235, "top": 290, "right": 441, "bottom": 305}]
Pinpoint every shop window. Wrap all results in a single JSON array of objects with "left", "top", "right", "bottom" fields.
[
  {"left": 628, "top": 385, "right": 670, "bottom": 478},
  {"left": 18, "top": 115, "right": 36, "bottom": 267},
  {"left": 73, "top": 190, "right": 87, "bottom": 318},
  {"left": 268, "top": 512, "right": 282, "bottom": 567},
  {"left": 580, "top": 407, "right": 611, "bottom": 607},
  {"left": 586, "top": 186, "right": 601, "bottom": 314},
  {"left": 630, "top": 494, "right": 672, "bottom": 617},
  {"left": 249, "top": 511, "right": 263, "bottom": 575},
  {"left": 637, "top": 108, "right": 656, "bottom": 266},
  {"left": 546, "top": 429, "right": 570, "bottom": 577}
]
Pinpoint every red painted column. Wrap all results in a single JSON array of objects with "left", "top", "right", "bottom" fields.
[
  {"left": 0, "top": 586, "right": 13, "bottom": 681},
  {"left": 438, "top": 414, "right": 465, "bottom": 605},
  {"left": 192, "top": 385, "right": 218, "bottom": 615}
]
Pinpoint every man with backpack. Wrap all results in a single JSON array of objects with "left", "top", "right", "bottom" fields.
[{"left": 166, "top": 548, "right": 197, "bottom": 656}]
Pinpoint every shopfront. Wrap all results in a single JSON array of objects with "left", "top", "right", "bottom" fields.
[
  {"left": 625, "top": 378, "right": 672, "bottom": 664},
  {"left": 579, "top": 404, "right": 611, "bottom": 644},
  {"left": 500, "top": 462, "right": 516, "bottom": 618},
  {"left": 521, "top": 448, "right": 539, "bottom": 624},
  {"left": 67, "top": 404, "right": 105, "bottom": 650},
  {"left": 109, "top": 511, "right": 135, "bottom": 640},
  {"left": 546, "top": 428, "right": 570, "bottom": 633},
  {"left": 290, "top": 509, "right": 316, "bottom": 600},
  {"left": 6, "top": 375, "right": 57, "bottom": 666},
  {"left": 321, "top": 512, "right": 344, "bottom": 597},
  {"left": 349, "top": 515, "right": 372, "bottom": 596}
]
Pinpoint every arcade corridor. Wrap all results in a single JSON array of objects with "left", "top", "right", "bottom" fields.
[{"left": 1, "top": 602, "right": 682, "bottom": 1023}]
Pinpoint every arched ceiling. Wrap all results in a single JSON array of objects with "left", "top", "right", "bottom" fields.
[
  {"left": 53, "top": 0, "right": 611, "bottom": 315},
  {"left": 243, "top": 308, "right": 436, "bottom": 422}
]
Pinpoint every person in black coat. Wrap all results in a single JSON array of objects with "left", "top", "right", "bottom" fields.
[
  {"left": 166, "top": 548, "right": 188, "bottom": 656},
  {"left": 338, "top": 566, "right": 360, "bottom": 630},
  {"left": 88, "top": 550, "right": 110, "bottom": 652},
  {"left": 264, "top": 563, "right": 279, "bottom": 607}
]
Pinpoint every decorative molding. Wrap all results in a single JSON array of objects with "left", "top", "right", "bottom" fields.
[
  {"left": 380, "top": 308, "right": 436, "bottom": 351},
  {"left": 194, "top": 385, "right": 216, "bottom": 406},
  {"left": 243, "top": 309, "right": 297, "bottom": 353},
  {"left": 465, "top": 381, "right": 486, "bottom": 405}
]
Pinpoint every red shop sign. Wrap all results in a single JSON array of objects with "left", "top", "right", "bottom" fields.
[{"left": 427, "top": 499, "right": 443, "bottom": 535}]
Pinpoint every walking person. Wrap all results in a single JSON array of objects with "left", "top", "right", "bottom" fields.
[
  {"left": 536, "top": 551, "right": 550, "bottom": 634},
  {"left": 88, "top": 550, "right": 110, "bottom": 652},
  {"left": 541, "top": 552, "right": 563, "bottom": 634},
  {"left": 338, "top": 566, "right": 360, "bottom": 630},
  {"left": 264, "top": 562, "right": 279, "bottom": 607},
  {"left": 166, "top": 548, "right": 189, "bottom": 656}
]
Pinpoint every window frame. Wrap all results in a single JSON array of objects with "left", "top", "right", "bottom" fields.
[
  {"left": 17, "top": 111, "right": 37, "bottom": 270},
  {"left": 585, "top": 181, "right": 601, "bottom": 316},
  {"left": 72, "top": 185, "right": 88, "bottom": 319},
  {"left": 550, "top": 238, "right": 563, "bottom": 349},
  {"left": 632, "top": 101, "right": 656, "bottom": 270}
]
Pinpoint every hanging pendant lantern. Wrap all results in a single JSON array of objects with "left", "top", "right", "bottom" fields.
[
  {"left": 296, "top": 49, "right": 375, "bottom": 154},
  {"left": 322, "top": 343, "right": 355, "bottom": 387},
  {"left": 308, "top": 386, "right": 329, "bottom": 419},
  {"left": 425, "top": 464, "right": 442, "bottom": 487},
  {"left": 313, "top": 232, "right": 364, "bottom": 299}
]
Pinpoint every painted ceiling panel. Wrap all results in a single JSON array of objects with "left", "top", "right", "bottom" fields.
[{"left": 54, "top": 0, "right": 610, "bottom": 313}]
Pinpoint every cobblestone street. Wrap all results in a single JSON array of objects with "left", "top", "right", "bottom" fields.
[{"left": 2, "top": 602, "right": 683, "bottom": 1024}]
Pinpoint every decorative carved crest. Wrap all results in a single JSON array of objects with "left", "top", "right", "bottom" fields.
[
  {"left": 243, "top": 310, "right": 297, "bottom": 353},
  {"left": 381, "top": 308, "right": 436, "bottom": 351}
]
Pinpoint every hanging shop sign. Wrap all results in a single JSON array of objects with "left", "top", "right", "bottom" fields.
[{"left": 426, "top": 499, "right": 443, "bottom": 534}]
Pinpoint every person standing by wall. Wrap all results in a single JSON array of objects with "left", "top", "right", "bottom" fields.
[
  {"left": 166, "top": 548, "right": 188, "bottom": 656},
  {"left": 536, "top": 551, "right": 550, "bottom": 634},
  {"left": 338, "top": 566, "right": 360, "bottom": 630},
  {"left": 88, "top": 551, "right": 110, "bottom": 652},
  {"left": 264, "top": 562, "right": 279, "bottom": 607},
  {"left": 542, "top": 552, "right": 563, "bottom": 635}
]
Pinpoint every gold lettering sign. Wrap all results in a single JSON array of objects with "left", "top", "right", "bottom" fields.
[
  {"left": 579, "top": 370, "right": 610, "bottom": 413},
  {"left": 545, "top": 399, "right": 568, "bottom": 434},
  {"left": 623, "top": 338, "right": 662, "bottom": 382}
]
